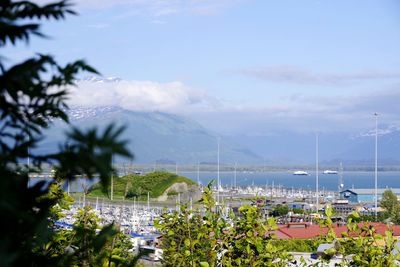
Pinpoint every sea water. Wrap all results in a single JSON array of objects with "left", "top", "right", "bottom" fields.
[
  {"left": 29, "top": 171, "right": 400, "bottom": 192},
  {"left": 180, "top": 171, "right": 400, "bottom": 191}
]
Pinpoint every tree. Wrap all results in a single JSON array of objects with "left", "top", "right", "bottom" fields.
[
  {"left": 155, "top": 182, "right": 227, "bottom": 266},
  {"left": 155, "top": 182, "right": 292, "bottom": 267},
  {"left": 222, "top": 206, "right": 290, "bottom": 266},
  {"left": 59, "top": 206, "right": 137, "bottom": 266},
  {"left": 272, "top": 204, "right": 289, "bottom": 216},
  {"left": 0, "top": 1, "right": 132, "bottom": 266},
  {"left": 333, "top": 212, "right": 400, "bottom": 267},
  {"left": 157, "top": 194, "right": 400, "bottom": 267},
  {"left": 292, "top": 208, "right": 304, "bottom": 214},
  {"left": 381, "top": 189, "right": 400, "bottom": 223},
  {"left": 381, "top": 190, "right": 398, "bottom": 214}
]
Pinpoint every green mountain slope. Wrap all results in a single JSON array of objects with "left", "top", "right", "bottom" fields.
[{"left": 89, "top": 171, "right": 196, "bottom": 199}]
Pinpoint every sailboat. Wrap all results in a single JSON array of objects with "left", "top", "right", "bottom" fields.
[{"left": 338, "top": 162, "right": 344, "bottom": 191}]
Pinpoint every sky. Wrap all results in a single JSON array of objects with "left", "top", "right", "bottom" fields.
[{"left": 7, "top": 0, "right": 400, "bottom": 136}]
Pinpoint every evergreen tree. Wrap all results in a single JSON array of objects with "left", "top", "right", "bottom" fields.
[
  {"left": 381, "top": 189, "right": 400, "bottom": 224},
  {"left": 0, "top": 1, "right": 132, "bottom": 265}
]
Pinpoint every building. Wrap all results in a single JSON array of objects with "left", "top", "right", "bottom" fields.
[
  {"left": 339, "top": 188, "right": 400, "bottom": 203},
  {"left": 331, "top": 199, "right": 358, "bottom": 216},
  {"left": 288, "top": 202, "right": 312, "bottom": 211},
  {"left": 275, "top": 222, "right": 400, "bottom": 239}
]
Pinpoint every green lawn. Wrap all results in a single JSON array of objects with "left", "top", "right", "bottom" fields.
[{"left": 89, "top": 171, "right": 196, "bottom": 200}]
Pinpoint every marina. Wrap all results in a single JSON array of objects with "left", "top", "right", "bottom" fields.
[
  {"left": 29, "top": 169, "right": 400, "bottom": 192},
  {"left": 30, "top": 168, "right": 400, "bottom": 265},
  {"left": 179, "top": 170, "right": 400, "bottom": 192}
]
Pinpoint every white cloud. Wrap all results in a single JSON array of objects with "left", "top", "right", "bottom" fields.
[
  {"left": 66, "top": 78, "right": 400, "bottom": 136},
  {"left": 67, "top": 0, "right": 240, "bottom": 16},
  {"left": 236, "top": 65, "right": 400, "bottom": 85},
  {"left": 191, "top": 89, "right": 400, "bottom": 135},
  {"left": 67, "top": 77, "right": 218, "bottom": 113}
]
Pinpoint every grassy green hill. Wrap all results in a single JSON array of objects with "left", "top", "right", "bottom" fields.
[{"left": 89, "top": 171, "right": 196, "bottom": 200}]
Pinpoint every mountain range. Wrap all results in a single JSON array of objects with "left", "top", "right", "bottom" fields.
[
  {"left": 36, "top": 105, "right": 400, "bottom": 167},
  {"left": 39, "top": 106, "right": 262, "bottom": 164},
  {"left": 227, "top": 127, "right": 400, "bottom": 166},
  {"left": 34, "top": 71, "right": 400, "bottom": 167}
]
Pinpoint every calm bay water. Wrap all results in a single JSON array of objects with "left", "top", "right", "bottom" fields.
[
  {"left": 180, "top": 171, "right": 400, "bottom": 191},
  {"left": 30, "top": 171, "right": 400, "bottom": 192}
]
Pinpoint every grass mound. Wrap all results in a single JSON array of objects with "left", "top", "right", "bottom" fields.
[{"left": 89, "top": 171, "right": 196, "bottom": 199}]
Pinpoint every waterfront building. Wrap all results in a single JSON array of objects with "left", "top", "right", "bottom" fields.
[
  {"left": 339, "top": 188, "right": 400, "bottom": 203},
  {"left": 330, "top": 199, "right": 359, "bottom": 216}
]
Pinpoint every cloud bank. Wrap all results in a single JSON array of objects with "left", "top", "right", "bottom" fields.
[
  {"left": 237, "top": 66, "right": 400, "bottom": 85},
  {"left": 191, "top": 89, "right": 400, "bottom": 135},
  {"left": 68, "top": 77, "right": 218, "bottom": 113},
  {"left": 67, "top": 77, "right": 400, "bottom": 135}
]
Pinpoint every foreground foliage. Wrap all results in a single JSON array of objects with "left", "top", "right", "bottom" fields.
[
  {"left": 381, "top": 189, "right": 400, "bottom": 224},
  {"left": 0, "top": 1, "right": 133, "bottom": 266},
  {"left": 342, "top": 215, "right": 400, "bottom": 266},
  {"left": 155, "top": 182, "right": 292, "bottom": 267},
  {"left": 37, "top": 187, "right": 139, "bottom": 266},
  {"left": 156, "top": 183, "right": 400, "bottom": 267}
]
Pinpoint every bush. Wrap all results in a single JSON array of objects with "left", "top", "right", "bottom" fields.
[
  {"left": 0, "top": 1, "right": 133, "bottom": 265},
  {"left": 155, "top": 182, "right": 292, "bottom": 266}
]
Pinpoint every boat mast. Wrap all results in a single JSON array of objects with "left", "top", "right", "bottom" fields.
[
  {"left": 111, "top": 154, "right": 114, "bottom": 201},
  {"left": 316, "top": 133, "right": 319, "bottom": 212},
  {"left": 338, "top": 162, "right": 344, "bottom": 195},
  {"left": 178, "top": 192, "right": 181, "bottom": 213},
  {"left": 27, "top": 133, "right": 30, "bottom": 188},
  {"left": 147, "top": 191, "right": 150, "bottom": 211},
  {"left": 66, "top": 143, "right": 70, "bottom": 195},
  {"left": 82, "top": 180, "right": 86, "bottom": 207},
  {"left": 67, "top": 179, "right": 70, "bottom": 196},
  {"left": 217, "top": 137, "right": 220, "bottom": 204},
  {"left": 234, "top": 162, "right": 237, "bottom": 190},
  {"left": 374, "top": 113, "right": 379, "bottom": 219},
  {"left": 197, "top": 162, "right": 200, "bottom": 185}
]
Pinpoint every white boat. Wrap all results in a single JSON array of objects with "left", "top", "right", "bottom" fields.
[
  {"left": 323, "top": 170, "right": 338, "bottom": 174},
  {"left": 293, "top": 171, "right": 308, "bottom": 175}
]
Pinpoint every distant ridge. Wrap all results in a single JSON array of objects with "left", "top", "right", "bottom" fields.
[
  {"left": 39, "top": 106, "right": 262, "bottom": 164},
  {"left": 227, "top": 127, "right": 400, "bottom": 166}
]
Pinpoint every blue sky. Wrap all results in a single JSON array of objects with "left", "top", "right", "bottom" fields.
[{"left": 8, "top": 0, "right": 400, "bottom": 135}]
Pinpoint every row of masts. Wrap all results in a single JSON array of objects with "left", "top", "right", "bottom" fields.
[{"left": 77, "top": 191, "right": 152, "bottom": 211}]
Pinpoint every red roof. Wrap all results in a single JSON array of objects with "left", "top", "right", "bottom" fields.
[
  {"left": 276, "top": 223, "right": 325, "bottom": 239},
  {"left": 275, "top": 222, "right": 400, "bottom": 239}
]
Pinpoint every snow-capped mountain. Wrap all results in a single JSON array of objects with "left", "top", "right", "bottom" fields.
[
  {"left": 79, "top": 76, "right": 122, "bottom": 83},
  {"left": 40, "top": 106, "right": 262, "bottom": 164},
  {"left": 68, "top": 106, "right": 120, "bottom": 120},
  {"left": 353, "top": 124, "right": 400, "bottom": 139}
]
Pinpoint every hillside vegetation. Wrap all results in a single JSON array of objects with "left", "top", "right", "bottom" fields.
[{"left": 89, "top": 171, "right": 196, "bottom": 199}]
